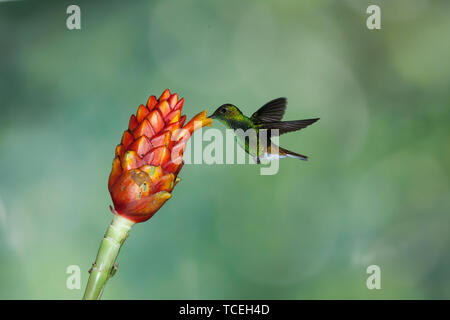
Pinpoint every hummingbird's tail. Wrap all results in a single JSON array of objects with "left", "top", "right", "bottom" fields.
[{"left": 278, "top": 146, "right": 309, "bottom": 161}]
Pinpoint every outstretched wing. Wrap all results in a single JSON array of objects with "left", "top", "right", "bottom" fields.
[
  {"left": 250, "top": 98, "right": 287, "bottom": 123},
  {"left": 262, "top": 118, "right": 320, "bottom": 135}
]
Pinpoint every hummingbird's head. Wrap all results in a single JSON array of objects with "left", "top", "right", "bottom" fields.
[{"left": 209, "top": 104, "right": 243, "bottom": 125}]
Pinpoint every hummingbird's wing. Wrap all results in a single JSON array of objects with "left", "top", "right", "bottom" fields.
[
  {"left": 262, "top": 118, "right": 320, "bottom": 135},
  {"left": 250, "top": 97, "right": 287, "bottom": 123}
]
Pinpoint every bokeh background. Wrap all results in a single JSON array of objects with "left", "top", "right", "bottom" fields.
[{"left": 0, "top": 0, "right": 449, "bottom": 299}]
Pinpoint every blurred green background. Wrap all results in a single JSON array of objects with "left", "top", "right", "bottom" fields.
[{"left": 0, "top": 0, "right": 449, "bottom": 299}]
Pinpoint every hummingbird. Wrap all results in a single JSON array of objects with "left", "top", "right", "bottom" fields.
[{"left": 208, "top": 98, "right": 319, "bottom": 163}]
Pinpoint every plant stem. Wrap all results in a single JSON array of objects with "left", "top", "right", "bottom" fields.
[{"left": 83, "top": 214, "right": 135, "bottom": 300}]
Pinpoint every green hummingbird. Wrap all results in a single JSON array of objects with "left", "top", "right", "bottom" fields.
[{"left": 209, "top": 98, "right": 319, "bottom": 163}]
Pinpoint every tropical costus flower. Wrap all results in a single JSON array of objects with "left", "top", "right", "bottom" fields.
[
  {"left": 83, "top": 89, "right": 211, "bottom": 300},
  {"left": 108, "top": 88, "right": 211, "bottom": 223}
]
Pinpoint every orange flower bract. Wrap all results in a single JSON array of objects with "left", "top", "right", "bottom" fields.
[{"left": 108, "top": 89, "right": 211, "bottom": 223}]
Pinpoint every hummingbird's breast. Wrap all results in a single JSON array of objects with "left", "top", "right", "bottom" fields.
[{"left": 233, "top": 128, "right": 268, "bottom": 158}]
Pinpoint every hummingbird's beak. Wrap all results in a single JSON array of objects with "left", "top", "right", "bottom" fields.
[{"left": 208, "top": 110, "right": 216, "bottom": 119}]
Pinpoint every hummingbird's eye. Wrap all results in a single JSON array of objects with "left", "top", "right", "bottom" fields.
[{"left": 220, "top": 107, "right": 227, "bottom": 114}]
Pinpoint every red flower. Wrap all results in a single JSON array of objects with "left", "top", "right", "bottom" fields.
[{"left": 108, "top": 89, "right": 211, "bottom": 223}]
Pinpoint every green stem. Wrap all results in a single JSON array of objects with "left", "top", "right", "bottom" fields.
[{"left": 83, "top": 214, "right": 135, "bottom": 300}]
